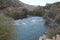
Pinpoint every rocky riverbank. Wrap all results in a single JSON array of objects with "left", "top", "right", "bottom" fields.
[{"left": 39, "top": 35, "right": 60, "bottom": 40}]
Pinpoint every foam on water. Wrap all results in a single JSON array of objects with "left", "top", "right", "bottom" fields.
[{"left": 14, "top": 16, "right": 48, "bottom": 40}]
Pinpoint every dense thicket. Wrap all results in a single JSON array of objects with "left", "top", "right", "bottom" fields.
[
  {"left": 0, "top": 13, "right": 15, "bottom": 40},
  {"left": 28, "top": 6, "right": 45, "bottom": 16},
  {"left": 44, "top": 2, "right": 60, "bottom": 38},
  {"left": 0, "top": 0, "right": 16, "bottom": 40},
  {"left": 3, "top": 7, "right": 28, "bottom": 20}
]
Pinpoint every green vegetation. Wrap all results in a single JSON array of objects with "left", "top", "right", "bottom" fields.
[
  {"left": 0, "top": 0, "right": 9, "bottom": 9},
  {"left": 28, "top": 6, "right": 45, "bottom": 16},
  {"left": 0, "top": 13, "right": 15, "bottom": 40},
  {"left": 0, "top": 0, "right": 16, "bottom": 40},
  {"left": 44, "top": 2, "right": 60, "bottom": 38},
  {"left": 47, "top": 27, "right": 60, "bottom": 38},
  {"left": 3, "top": 7, "right": 28, "bottom": 20}
]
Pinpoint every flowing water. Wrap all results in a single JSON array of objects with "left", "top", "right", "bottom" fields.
[{"left": 14, "top": 16, "right": 48, "bottom": 40}]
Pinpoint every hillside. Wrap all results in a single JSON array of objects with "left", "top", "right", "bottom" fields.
[
  {"left": 18, "top": 1, "right": 37, "bottom": 11},
  {"left": 23, "top": 3, "right": 37, "bottom": 11}
]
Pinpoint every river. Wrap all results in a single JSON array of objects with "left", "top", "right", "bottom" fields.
[{"left": 14, "top": 16, "right": 48, "bottom": 40}]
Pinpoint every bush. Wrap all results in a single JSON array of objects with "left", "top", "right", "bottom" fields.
[
  {"left": 30, "top": 7, "right": 44, "bottom": 16},
  {"left": 47, "top": 26, "right": 60, "bottom": 38},
  {"left": 55, "top": 16, "right": 60, "bottom": 24},
  {"left": 0, "top": 13, "right": 15, "bottom": 40},
  {"left": 4, "top": 7, "right": 28, "bottom": 19},
  {"left": 0, "top": 0, "right": 9, "bottom": 9}
]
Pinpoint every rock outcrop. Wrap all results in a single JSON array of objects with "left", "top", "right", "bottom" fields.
[{"left": 39, "top": 35, "right": 60, "bottom": 40}]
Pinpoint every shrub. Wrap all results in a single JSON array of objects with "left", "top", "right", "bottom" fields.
[
  {"left": 47, "top": 27, "right": 60, "bottom": 38},
  {"left": 0, "top": 13, "right": 15, "bottom": 40}
]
